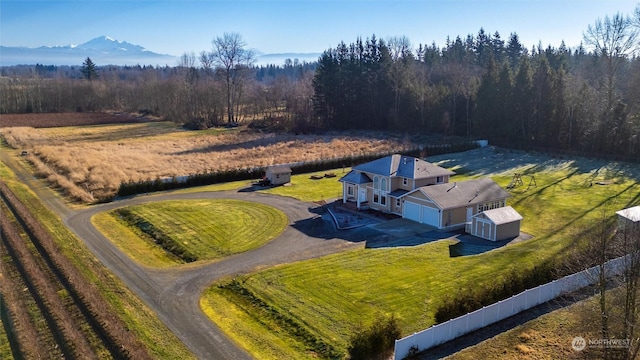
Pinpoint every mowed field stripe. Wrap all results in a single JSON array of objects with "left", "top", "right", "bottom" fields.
[{"left": 106, "top": 199, "right": 288, "bottom": 263}]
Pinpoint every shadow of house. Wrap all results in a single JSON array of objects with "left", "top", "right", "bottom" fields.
[{"left": 449, "top": 232, "right": 534, "bottom": 257}]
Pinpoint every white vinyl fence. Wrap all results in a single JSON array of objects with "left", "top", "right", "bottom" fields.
[{"left": 394, "top": 255, "right": 629, "bottom": 360}]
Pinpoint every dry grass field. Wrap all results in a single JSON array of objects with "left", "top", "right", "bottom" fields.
[
  {"left": 0, "top": 112, "right": 148, "bottom": 128},
  {"left": 0, "top": 115, "right": 416, "bottom": 202}
]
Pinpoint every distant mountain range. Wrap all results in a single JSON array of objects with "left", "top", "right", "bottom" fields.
[{"left": 0, "top": 36, "right": 321, "bottom": 67}]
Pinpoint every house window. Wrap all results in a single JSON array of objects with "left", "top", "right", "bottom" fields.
[
  {"left": 396, "top": 198, "right": 401, "bottom": 207},
  {"left": 373, "top": 193, "right": 379, "bottom": 203},
  {"left": 276, "top": 174, "right": 280, "bottom": 179},
  {"left": 347, "top": 186, "right": 354, "bottom": 196},
  {"left": 436, "top": 176, "right": 444, "bottom": 184},
  {"left": 381, "top": 196, "right": 387, "bottom": 206},
  {"left": 477, "top": 200, "right": 505, "bottom": 212},
  {"left": 381, "top": 178, "right": 387, "bottom": 192},
  {"left": 373, "top": 176, "right": 379, "bottom": 190},
  {"left": 403, "top": 177, "right": 408, "bottom": 186}
]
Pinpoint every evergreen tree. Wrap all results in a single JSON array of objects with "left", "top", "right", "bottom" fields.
[
  {"left": 80, "top": 57, "right": 98, "bottom": 81},
  {"left": 474, "top": 56, "right": 500, "bottom": 137},
  {"left": 506, "top": 33, "right": 525, "bottom": 68},
  {"left": 512, "top": 57, "right": 534, "bottom": 142},
  {"left": 531, "top": 54, "right": 554, "bottom": 146}
]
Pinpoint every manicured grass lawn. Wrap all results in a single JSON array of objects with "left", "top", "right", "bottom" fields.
[
  {"left": 172, "top": 167, "right": 350, "bottom": 202},
  {"left": 200, "top": 158, "right": 640, "bottom": 359},
  {"left": 259, "top": 168, "right": 350, "bottom": 202},
  {"left": 0, "top": 159, "right": 194, "bottom": 359},
  {"left": 92, "top": 211, "right": 182, "bottom": 268},
  {"left": 95, "top": 199, "right": 287, "bottom": 266}
]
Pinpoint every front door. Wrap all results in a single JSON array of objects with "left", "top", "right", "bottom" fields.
[{"left": 358, "top": 187, "right": 367, "bottom": 203}]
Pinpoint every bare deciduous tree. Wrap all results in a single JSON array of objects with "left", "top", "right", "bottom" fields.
[
  {"left": 565, "top": 204, "right": 640, "bottom": 360},
  {"left": 583, "top": 12, "right": 638, "bottom": 151},
  {"left": 209, "top": 32, "right": 255, "bottom": 123}
]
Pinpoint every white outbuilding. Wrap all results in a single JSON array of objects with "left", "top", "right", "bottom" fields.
[
  {"left": 468, "top": 206, "right": 523, "bottom": 241},
  {"left": 616, "top": 206, "right": 640, "bottom": 231},
  {"left": 265, "top": 165, "right": 292, "bottom": 185}
]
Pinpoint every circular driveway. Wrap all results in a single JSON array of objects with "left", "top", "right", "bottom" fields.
[{"left": 66, "top": 190, "right": 363, "bottom": 359}]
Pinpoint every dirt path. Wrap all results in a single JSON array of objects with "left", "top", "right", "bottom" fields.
[{"left": 2, "top": 147, "right": 363, "bottom": 359}]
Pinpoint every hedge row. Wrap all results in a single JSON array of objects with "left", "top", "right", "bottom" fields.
[
  {"left": 434, "top": 259, "right": 557, "bottom": 323},
  {"left": 347, "top": 314, "right": 401, "bottom": 360},
  {"left": 218, "top": 279, "right": 341, "bottom": 359},
  {"left": 116, "top": 141, "right": 479, "bottom": 199}
]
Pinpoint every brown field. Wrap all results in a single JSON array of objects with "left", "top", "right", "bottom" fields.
[
  {"left": 0, "top": 115, "right": 418, "bottom": 202},
  {"left": 0, "top": 181, "right": 151, "bottom": 359},
  {"left": 0, "top": 112, "right": 150, "bottom": 128}
]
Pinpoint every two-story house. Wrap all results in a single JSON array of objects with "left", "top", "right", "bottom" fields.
[
  {"left": 339, "top": 154, "right": 455, "bottom": 214},
  {"left": 340, "top": 154, "right": 521, "bottom": 237}
]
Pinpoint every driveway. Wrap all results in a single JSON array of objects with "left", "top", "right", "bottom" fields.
[{"left": 1, "top": 149, "right": 364, "bottom": 359}]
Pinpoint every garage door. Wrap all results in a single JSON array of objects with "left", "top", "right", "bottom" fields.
[
  {"left": 421, "top": 206, "right": 440, "bottom": 227},
  {"left": 403, "top": 201, "right": 421, "bottom": 222}
]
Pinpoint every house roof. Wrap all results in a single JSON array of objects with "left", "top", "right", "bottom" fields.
[
  {"left": 266, "top": 165, "right": 292, "bottom": 174},
  {"left": 352, "top": 154, "right": 454, "bottom": 179},
  {"left": 476, "top": 206, "right": 523, "bottom": 225},
  {"left": 412, "top": 178, "right": 510, "bottom": 210},
  {"left": 339, "top": 170, "right": 372, "bottom": 184},
  {"left": 616, "top": 206, "right": 640, "bottom": 223},
  {"left": 388, "top": 189, "right": 410, "bottom": 198}
]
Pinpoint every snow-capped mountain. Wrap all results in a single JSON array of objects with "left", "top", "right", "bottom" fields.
[
  {"left": 0, "top": 36, "right": 321, "bottom": 67},
  {"left": 71, "top": 36, "right": 146, "bottom": 53},
  {"left": 0, "top": 36, "right": 177, "bottom": 66}
]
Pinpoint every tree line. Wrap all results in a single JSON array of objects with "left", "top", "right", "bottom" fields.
[
  {"left": 312, "top": 12, "right": 640, "bottom": 156},
  {"left": 2, "top": 9, "right": 640, "bottom": 157}
]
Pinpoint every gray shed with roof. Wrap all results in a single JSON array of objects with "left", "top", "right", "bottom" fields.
[
  {"left": 469, "top": 206, "right": 523, "bottom": 241},
  {"left": 266, "top": 165, "right": 291, "bottom": 185},
  {"left": 616, "top": 206, "right": 640, "bottom": 232}
]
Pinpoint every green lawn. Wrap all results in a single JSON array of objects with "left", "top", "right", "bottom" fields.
[
  {"left": 200, "top": 159, "right": 640, "bottom": 359},
  {"left": 172, "top": 168, "right": 350, "bottom": 203},
  {"left": 95, "top": 199, "right": 288, "bottom": 266},
  {"left": 260, "top": 169, "right": 350, "bottom": 202}
]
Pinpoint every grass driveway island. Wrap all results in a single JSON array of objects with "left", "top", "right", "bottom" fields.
[{"left": 93, "top": 199, "right": 288, "bottom": 267}]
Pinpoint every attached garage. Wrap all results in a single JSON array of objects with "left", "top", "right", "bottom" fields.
[
  {"left": 402, "top": 200, "right": 441, "bottom": 227},
  {"left": 420, "top": 206, "right": 440, "bottom": 227},
  {"left": 403, "top": 201, "right": 421, "bottom": 222},
  {"left": 469, "top": 206, "right": 522, "bottom": 241},
  {"left": 401, "top": 178, "right": 513, "bottom": 230}
]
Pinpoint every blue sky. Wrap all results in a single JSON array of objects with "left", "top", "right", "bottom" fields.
[{"left": 1, "top": 0, "right": 638, "bottom": 56}]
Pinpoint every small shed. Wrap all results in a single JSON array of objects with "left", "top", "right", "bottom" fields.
[
  {"left": 265, "top": 165, "right": 292, "bottom": 185},
  {"left": 469, "top": 206, "right": 522, "bottom": 241},
  {"left": 616, "top": 206, "right": 640, "bottom": 231}
]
